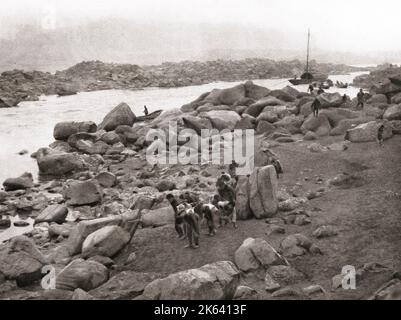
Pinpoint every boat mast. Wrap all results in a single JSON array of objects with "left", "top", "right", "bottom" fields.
[{"left": 306, "top": 28, "right": 310, "bottom": 73}]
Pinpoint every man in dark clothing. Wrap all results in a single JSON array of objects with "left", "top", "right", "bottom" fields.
[
  {"left": 182, "top": 205, "right": 200, "bottom": 249},
  {"left": 377, "top": 124, "right": 385, "bottom": 146},
  {"left": 144, "top": 105, "right": 149, "bottom": 116},
  {"left": 271, "top": 158, "right": 283, "bottom": 179},
  {"left": 308, "top": 84, "right": 314, "bottom": 94},
  {"left": 357, "top": 89, "right": 365, "bottom": 109},
  {"left": 311, "top": 98, "right": 321, "bottom": 118},
  {"left": 167, "top": 194, "right": 186, "bottom": 239}
]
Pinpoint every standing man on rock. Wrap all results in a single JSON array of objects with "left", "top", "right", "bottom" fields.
[
  {"left": 357, "top": 89, "right": 365, "bottom": 109},
  {"left": 144, "top": 105, "right": 149, "bottom": 116},
  {"left": 311, "top": 97, "right": 321, "bottom": 118}
]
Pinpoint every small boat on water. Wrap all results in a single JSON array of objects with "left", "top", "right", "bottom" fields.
[
  {"left": 56, "top": 85, "right": 78, "bottom": 97},
  {"left": 136, "top": 109, "right": 163, "bottom": 122},
  {"left": 336, "top": 81, "right": 349, "bottom": 89},
  {"left": 289, "top": 29, "right": 328, "bottom": 86}
]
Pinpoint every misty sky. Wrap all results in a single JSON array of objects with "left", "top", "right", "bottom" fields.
[{"left": 0, "top": 0, "right": 400, "bottom": 53}]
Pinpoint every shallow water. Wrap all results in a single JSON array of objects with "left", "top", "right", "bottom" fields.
[
  {"left": 0, "top": 215, "right": 34, "bottom": 244},
  {"left": 0, "top": 72, "right": 367, "bottom": 184}
]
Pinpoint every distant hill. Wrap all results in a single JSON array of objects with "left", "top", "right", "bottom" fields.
[{"left": 0, "top": 19, "right": 400, "bottom": 72}]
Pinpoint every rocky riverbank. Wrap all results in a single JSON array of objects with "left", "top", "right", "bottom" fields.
[
  {"left": 0, "top": 59, "right": 367, "bottom": 107},
  {"left": 1, "top": 79, "right": 400, "bottom": 300}
]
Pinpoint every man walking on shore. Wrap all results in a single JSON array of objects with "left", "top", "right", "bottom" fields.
[
  {"left": 357, "top": 89, "right": 365, "bottom": 109},
  {"left": 311, "top": 97, "right": 321, "bottom": 118}
]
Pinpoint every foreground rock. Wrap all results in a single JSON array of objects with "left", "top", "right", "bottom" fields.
[
  {"left": 63, "top": 180, "right": 103, "bottom": 206},
  {"left": 36, "top": 148, "right": 84, "bottom": 176},
  {"left": 3, "top": 172, "right": 33, "bottom": 191},
  {"left": 56, "top": 259, "right": 109, "bottom": 291},
  {"left": 35, "top": 204, "right": 68, "bottom": 224},
  {"left": 66, "top": 216, "right": 124, "bottom": 255},
  {"left": 345, "top": 121, "right": 393, "bottom": 143},
  {"left": 81, "top": 226, "right": 130, "bottom": 258},
  {"left": 54, "top": 121, "right": 97, "bottom": 140},
  {"left": 383, "top": 104, "right": 401, "bottom": 121},
  {"left": 98, "top": 103, "right": 136, "bottom": 131},
  {"left": 234, "top": 238, "right": 284, "bottom": 272},
  {"left": 139, "top": 261, "right": 240, "bottom": 300},
  {"left": 0, "top": 236, "right": 47, "bottom": 286},
  {"left": 249, "top": 165, "right": 278, "bottom": 218},
  {"left": 90, "top": 271, "right": 161, "bottom": 300}
]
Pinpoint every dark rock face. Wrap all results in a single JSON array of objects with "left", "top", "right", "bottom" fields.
[
  {"left": 98, "top": 103, "right": 136, "bottom": 131},
  {"left": 3, "top": 172, "right": 33, "bottom": 191},
  {"left": 54, "top": 121, "right": 97, "bottom": 141},
  {"left": 63, "top": 180, "right": 103, "bottom": 206}
]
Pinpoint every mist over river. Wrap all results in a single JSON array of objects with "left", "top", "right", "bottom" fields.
[{"left": 0, "top": 72, "right": 367, "bottom": 184}]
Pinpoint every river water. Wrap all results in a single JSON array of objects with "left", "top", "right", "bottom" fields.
[{"left": 0, "top": 72, "right": 367, "bottom": 184}]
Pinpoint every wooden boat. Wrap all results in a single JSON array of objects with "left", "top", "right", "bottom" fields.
[
  {"left": 57, "top": 87, "right": 78, "bottom": 97},
  {"left": 336, "top": 81, "right": 349, "bottom": 89},
  {"left": 136, "top": 109, "right": 163, "bottom": 122},
  {"left": 289, "top": 29, "right": 328, "bottom": 86}
]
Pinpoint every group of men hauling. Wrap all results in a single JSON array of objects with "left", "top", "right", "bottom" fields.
[
  {"left": 166, "top": 157, "right": 283, "bottom": 249},
  {"left": 166, "top": 164, "right": 238, "bottom": 249}
]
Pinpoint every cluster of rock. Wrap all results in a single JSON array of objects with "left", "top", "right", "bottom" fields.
[
  {"left": 0, "top": 59, "right": 366, "bottom": 108},
  {"left": 1, "top": 74, "right": 399, "bottom": 300},
  {"left": 179, "top": 80, "right": 401, "bottom": 146}
]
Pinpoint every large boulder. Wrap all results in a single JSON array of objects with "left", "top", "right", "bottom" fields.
[
  {"left": 36, "top": 149, "right": 84, "bottom": 176},
  {"left": 320, "top": 108, "right": 359, "bottom": 127},
  {"left": 368, "top": 94, "right": 388, "bottom": 104},
  {"left": 141, "top": 206, "right": 175, "bottom": 228},
  {"left": 269, "top": 89, "right": 295, "bottom": 102},
  {"left": 383, "top": 104, "right": 401, "bottom": 121},
  {"left": 330, "top": 117, "right": 375, "bottom": 136},
  {"left": 35, "top": 204, "right": 68, "bottom": 224},
  {"left": 234, "top": 117, "right": 255, "bottom": 130},
  {"left": 256, "top": 120, "right": 276, "bottom": 135},
  {"left": 345, "top": 121, "right": 393, "bottom": 142},
  {"left": 90, "top": 271, "right": 161, "bottom": 300},
  {"left": 274, "top": 115, "right": 304, "bottom": 134},
  {"left": 81, "top": 226, "right": 130, "bottom": 258},
  {"left": 0, "top": 236, "right": 47, "bottom": 286},
  {"left": 180, "top": 91, "right": 211, "bottom": 112},
  {"left": 56, "top": 259, "right": 109, "bottom": 291},
  {"left": 100, "top": 131, "right": 122, "bottom": 145},
  {"left": 67, "top": 132, "right": 97, "bottom": 148},
  {"left": 245, "top": 97, "right": 283, "bottom": 117},
  {"left": 95, "top": 172, "right": 117, "bottom": 188},
  {"left": 257, "top": 110, "right": 279, "bottom": 123},
  {"left": 99, "top": 103, "right": 136, "bottom": 131},
  {"left": 244, "top": 81, "right": 270, "bottom": 100},
  {"left": 234, "top": 238, "right": 284, "bottom": 272},
  {"left": 202, "top": 110, "right": 241, "bottom": 130},
  {"left": 235, "top": 176, "right": 252, "bottom": 220},
  {"left": 182, "top": 116, "right": 213, "bottom": 135},
  {"left": 249, "top": 165, "right": 278, "bottom": 219},
  {"left": 65, "top": 216, "right": 123, "bottom": 255},
  {"left": 301, "top": 113, "right": 332, "bottom": 136},
  {"left": 63, "top": 180, "right": 102, "bottom": 206},
  {"left": 317, "top": 92, "right": 343, "bottom": 108},
  {"left": 204, "top": 84, "right": 246, "bottom": 106},
  {"left": 391, "top": 92, "right": 401, "bottom": 104},
  {"left": 3, "top": 172, "right": 33, "bottom": 191},
  {"left": 390, "top": 120, "right": 401, "bottom": 134},
  {"left": 140, "top": 261, "right": 240, "bottom": 300},
  {"left": 54, "top": 121, "right": 97, "bottom": 141},
  {"left": 75, "top": 140, "right": 110, "bottom": 155}
]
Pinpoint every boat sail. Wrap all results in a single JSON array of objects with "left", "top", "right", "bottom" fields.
[{"left": 289, "top": 29, "right": 328, "bottom": 85}]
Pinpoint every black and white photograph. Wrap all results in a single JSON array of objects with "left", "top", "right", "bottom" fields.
[{"left": 0, "top": 0, "right": 401, "bottom": 304}]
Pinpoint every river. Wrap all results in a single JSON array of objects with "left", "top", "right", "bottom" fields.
[{"left": 0, "top": 71, "right": 367, "bottom": 184}]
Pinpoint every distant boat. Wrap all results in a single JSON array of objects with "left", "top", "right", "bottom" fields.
[
  {"left": 136, "top": 109, "right": 163, "bottom": 122},
  {"left": 56, "top": 86, "right": 78, "bottom": 97},
  {"left": 289, "top": 29, "right": 328, "bottom": 85}
]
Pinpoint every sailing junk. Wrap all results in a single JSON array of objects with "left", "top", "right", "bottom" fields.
[{"left": 289, "top": 29, "right": 328, "bottom": 85}]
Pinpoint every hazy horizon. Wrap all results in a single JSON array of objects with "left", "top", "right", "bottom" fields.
[{"left": 1, "top": 0, "right": 401, "bottom": 70}]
